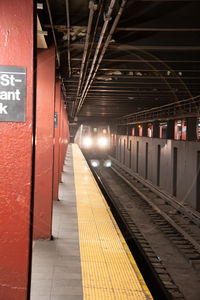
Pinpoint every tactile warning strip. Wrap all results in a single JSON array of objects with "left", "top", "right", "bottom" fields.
[{"left": 72, "top": 144, "right": 153, "bottom": 300}]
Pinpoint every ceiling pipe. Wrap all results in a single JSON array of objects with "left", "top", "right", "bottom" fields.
[
  {"left": 73, "top": 0, "right": 117, "bottom": 117},
  {"left": 45, "top": 0, "right": 60, "bottom": 66},
  {"left": 65, "top": 0, "right": 72, "bottom": 77},
  {"left": 76, "top": 0, "right": 127, "bottom": 115},
  {"left": 80, "top": 0, "right": 105, "bottom": 93},
  {"left": 72, "top": 0, "right": 97, "bottom": 117}
]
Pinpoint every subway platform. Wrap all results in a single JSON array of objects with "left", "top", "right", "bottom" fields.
[{"left": 31, "top": 144, "right": 152, "bottom": 300}]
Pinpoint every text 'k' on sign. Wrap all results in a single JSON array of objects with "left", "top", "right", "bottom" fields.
[{"left": 0, "top": 66, "right": 26, "bottom": 122}]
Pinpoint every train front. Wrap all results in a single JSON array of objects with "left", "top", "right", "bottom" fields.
[{"left": 75, "top": 125, "right": 112, "bottom": 168}]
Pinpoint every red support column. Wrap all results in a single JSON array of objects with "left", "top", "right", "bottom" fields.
[
  {"left": 62, "top": 107, "right": 68, "bottom": 168},
  {"left": 64, "top": 110, "right": 69, "bottom": 158},
  {"left": 0, "top": 1, "right": 34, "bottom": 299},
  {"left": 53, "top": 81, "right": 61, "bottom": 200},
  {"left": 59, "top": 96, "right": 64, "bottom": 182},
  {"left": 33, "top": 47, "right": 55, "bottom": 239},
  {"left": 62, "top": 110, "right": 66, "bottom": 168}
]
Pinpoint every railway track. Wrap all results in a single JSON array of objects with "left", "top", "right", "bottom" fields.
[
  {"left": 86, "top": 153, "right": 200, "bottom": 300},
  {"left": 108, "top": 156, "right": 200, "bottom": 267}
]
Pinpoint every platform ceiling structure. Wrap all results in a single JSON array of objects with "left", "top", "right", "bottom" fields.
[{"left": 38, "top": 0, "right": 200, "bottom": 124}]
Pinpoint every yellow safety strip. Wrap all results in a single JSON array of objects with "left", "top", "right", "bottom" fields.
[{"left": 72, "top": 144, "right": 153, "bottom": 300}]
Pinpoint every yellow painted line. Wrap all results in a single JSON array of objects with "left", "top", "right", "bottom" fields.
[{"left": 72, "top": 144, "right": 153, "bottom": 300}]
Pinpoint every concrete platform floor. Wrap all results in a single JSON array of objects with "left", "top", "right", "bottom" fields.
[{"left": 31, "top": 145, "right": 83, "bottom": 300}]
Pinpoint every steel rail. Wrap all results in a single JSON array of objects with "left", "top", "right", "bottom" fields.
[
  {"left": 110, "top": 162, "right": 200, "bottom": 253},
  {"left": 89, "top": 161, "right": 185, "bottom": 299},
  {"left": 109, "top": 155, "right": 200, "bottom": 227}
]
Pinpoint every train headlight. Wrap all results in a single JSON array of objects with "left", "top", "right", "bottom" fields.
[
  {"left": 104, "top": 160, "right": 112, "bottom": 167},
  {"left": 98, "top": 137, "right": 107, "bottom": 147},
  {"left": 83, "top": 136, "right": 92, "bottom": 147},
  {"left": 90, "top": 160, "right": 100, "bottom": 168}
]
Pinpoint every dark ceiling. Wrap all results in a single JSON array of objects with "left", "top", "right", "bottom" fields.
[{"left": 38, "top": 0, "right": 200, "bottom": 125}]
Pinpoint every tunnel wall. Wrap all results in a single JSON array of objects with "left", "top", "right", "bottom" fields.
[{"left": 116, "top": 136, "right": 200, "bottom": 210}]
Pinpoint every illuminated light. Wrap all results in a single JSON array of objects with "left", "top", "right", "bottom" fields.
[
  {"left": 104, "top": 160, "right": 112, "bottom": 167},
  {"left": 98, "top": 137, "right": 107, "bottom": 147},
  {"left": 102, "top": 128, "right": 107, "bottom": 134},
  {"left": 93, "top": 127, "right": 97, "bottom": 132},
  {"left": 138, "top": 124, "right": 141, "bottom": 128},
  {"left": 83, "top": 136, "right": 92, "bottom": 147},
  {"left": 91, "top": 160, "right": 100, "bottom": 168},
  {"left": 136, "top": 71, "right": 142, "bottom": 76}
]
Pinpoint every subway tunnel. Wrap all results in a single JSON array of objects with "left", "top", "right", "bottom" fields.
[{"left": 0, "top": 0, "right": 200, "bottom": 299}]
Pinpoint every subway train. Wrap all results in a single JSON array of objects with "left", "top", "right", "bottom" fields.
[{"left": 75, "top": 124, "right": 112, "bottom": 167}]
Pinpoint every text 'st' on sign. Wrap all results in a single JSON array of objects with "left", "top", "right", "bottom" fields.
[{"left": 0, "top": 66, "right": 26, "bottom": 122}]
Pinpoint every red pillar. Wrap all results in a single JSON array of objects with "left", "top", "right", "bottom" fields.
[
  {"left": 61, "top": 108, "right": 69, "bottom": 170},
  {"left": 53, "top": 81, "right": 61, "bottom": 200},
  {"left": 62, "top": 108, "right": 66, "bottom": 168},
  {"left": 57, "top": 93, "right": 69, "bottom": 184},
  {"left": 64, "top": 109, "right": 69, "bottom": 159},
  {"left": 0, "top": 1, "right": 34, "bottom": 299},
  {"left": 59, "top": 96, "right": 64, "bottom": 182},
  {"left": 33, "top": 47, "right": 55, "bottom": 239}
]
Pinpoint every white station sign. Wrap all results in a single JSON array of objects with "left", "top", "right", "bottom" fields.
[{"left": 0, "top": 66, "right": 26, "bottom": 122}]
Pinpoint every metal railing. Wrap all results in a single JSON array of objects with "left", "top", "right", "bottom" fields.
[{"left": 118, "top": 95, "right": 200, "bottom": 125}]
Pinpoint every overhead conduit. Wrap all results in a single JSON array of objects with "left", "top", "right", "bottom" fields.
[
  {"left": 73, "top": 0, "right": 117, "bottom": 117},
  {"left": 80, "top": 0, "right": 105, "bottom": 97},
  {"left": 46, "top": 0, "right": 60, "bottom": 66},
  {"left": 73, "top": 0, "right": 97, "bottom": 115},
  {"left": 85, "top": 0, "right": 127, "bottom": 101},
  {"left": 75, "top": 0, "right": 128, "bottom": 117},
  {"left": 65, "top": 0, "right": 72, "bottom": 78}
]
